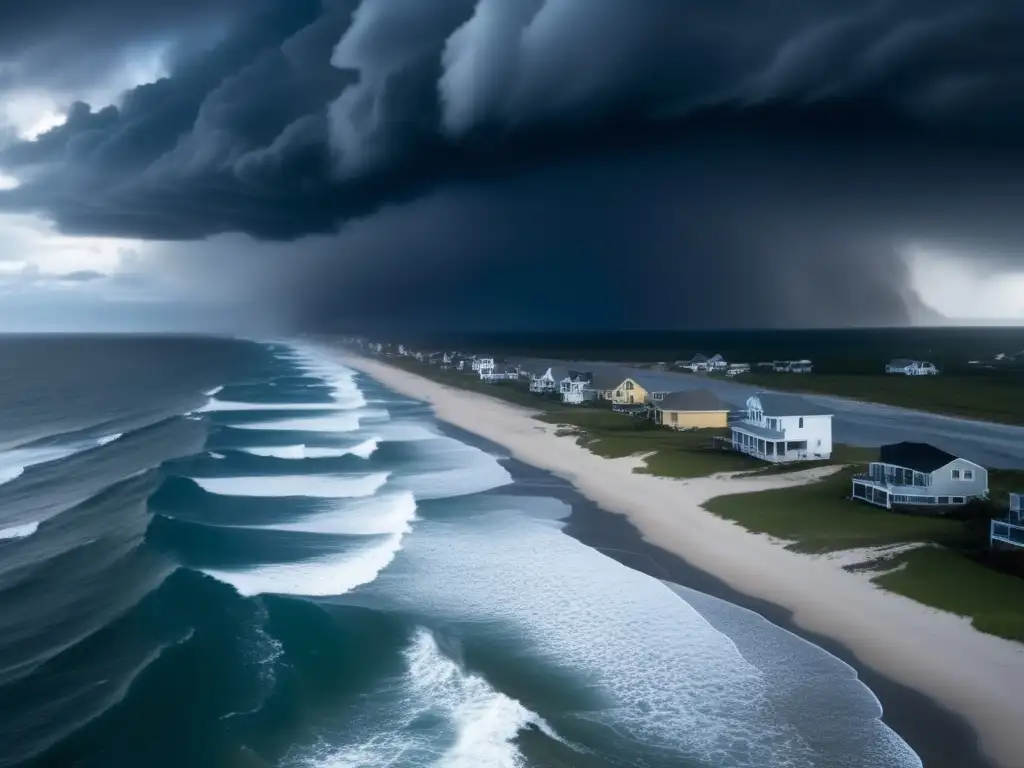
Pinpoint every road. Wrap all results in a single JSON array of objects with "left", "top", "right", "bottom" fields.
[{"left": 526, "top": 359, "right": 1024, "bottom": 470}]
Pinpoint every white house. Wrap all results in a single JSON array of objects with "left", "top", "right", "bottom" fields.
[
  {"left": 706, "top": 353, "right": 728, "bottom": 372},
  {"left": 728, "top": 393, "right": 833, "bottom": 463},
  {"left": 560, "top": 371, "right": 595, "bottom": 404},
  {"left": 726, "top": 363, "right": 750, "bottom": 377},
  {"left": 991, "top": 493, "right": 1024, "bottom": 549},
  {"left": 852, "top": 442, "right": 988, "bottom": 510},
  {"left": 885, "top": 359, "right": 939, "bottom": 375},
  {"left": 471, "top": 357, "right": 496, "bottom": 376},
  {"left": 530, "top": 366, "right": 565, "bottom": 393},
  {"left": 481, "top": 366, "right": 520, "bottom": 382},
  {"left": 773, "top": 359, "right": 813, "bottom": 373},
  {"left": 678, "top": 354, "right": 709, "bottom": 372}
]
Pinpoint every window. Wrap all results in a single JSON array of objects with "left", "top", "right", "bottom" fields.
[
  {"left": 938, "top": 496, "right": 950, "bottom": 504},
  {"left": 951, "top": 469, "right": 960, "bottom": 480},
  {"left": 963, "top": 469, "right": 974, "bottom": 481},
  {"left": 625, "top": 381, "right": 634, "bottom": 390},
  {"left": 670, "top": 412, "right": 678, "bottom": 424},
  {"left": 798, "top": 417, "right": 804, "bottom": 428},
  {"left": 952, "top": 496, "right": 965, "bottom": 504}
]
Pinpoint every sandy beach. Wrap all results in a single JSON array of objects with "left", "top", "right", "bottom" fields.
[{"left": 336, "top": 350, "right": 1024, "bottom": 768}]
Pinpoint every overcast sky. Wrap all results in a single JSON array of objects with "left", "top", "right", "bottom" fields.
[{"left": 0, "top": 0, "right": 1022, "bottom": 332}]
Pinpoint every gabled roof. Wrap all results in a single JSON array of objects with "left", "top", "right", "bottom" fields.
[
  {"left": 878, "top": 442, "right": 959, "bottom": 473},
  {"left": 755, "top": 392, "right": 833, "bottom": 417},
  {"left": 655, "top": 389, "right": 729, "bottom": 412},
  {"left": 625, "top": 374, "right": 668, "bottom": 392},
  {"left": 887, "top": 358, "right": 918, "bottom": 367},
  {"left": 688, "top": 353, "right": 709, "bottom": 363}
]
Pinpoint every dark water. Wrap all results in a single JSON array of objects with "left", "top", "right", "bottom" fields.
[{"left": 0, "top": 336, "right": 924, "bottom": 768}]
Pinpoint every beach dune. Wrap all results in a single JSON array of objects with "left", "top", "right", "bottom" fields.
[{"left": 336, "top": 350, "right": 1024, "bottom": 768}]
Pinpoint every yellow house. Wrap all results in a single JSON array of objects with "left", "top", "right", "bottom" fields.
[
  {"left": 652, "top": 389, "right": 730, "bottom": 429},
  {"left": 609, "top": 376, "right": 668, "bottom": 405}
]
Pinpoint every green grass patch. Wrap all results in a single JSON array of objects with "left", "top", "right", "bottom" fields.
[
  {"left": 873, "top": 547, "right": 1024, "bottom": 642},
  {"left": 703, "top": 467, "right": 967, "bottom": 554},
  {"left": 739, "top": 372, "right": 1024, "bottom": 426}
]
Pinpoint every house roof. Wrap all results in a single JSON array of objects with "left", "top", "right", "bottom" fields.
[
  {"left": 626, "top": 374, "right": 668, "bottom": 392},
  {"left": 586, "top": 372, "right": 625, "bottom": 391},
  {"left": 688, "top": 353, "right": 709, "bottom": 363},
  {"left": 878, "top": 442, "right": 959, "bottom": 473},
  {"left": 755, "top": 392, "right": 833, "bottom": 417},
  {"left": 888, "top": 358, "right": 917, "bottom": 367},
  {"left": 655, "top": 389, "right": 729, "bottom": 412}
]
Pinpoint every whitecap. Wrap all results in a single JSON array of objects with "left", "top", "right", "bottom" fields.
[
  {"left": 0, "top": 521, "right": 39, "bottom": 540},
  {"left": 199, "top": 400, "right": 347, "bottom": 413},
  {"left": 226, "top": 413, "right": 363, "bottom": 433},
  {"left": 96, "top": 433, "right": 122, "bottom": 446},
  {"left": 240, "top": 439, "right": 378, "bottom": 460},
  {"left": 0, "top": 466, "right": 24, "bottom": 486},
  {"left": 244, "top": 491, "right": 416, "bottom": 536},
  {"left": 189, "top": 473, "right": 389, "bottom": 499},
  {"left": 208, "top": 452, "right": 226, "bottom": 460},
  {"left": 203, "top": 385, "right": 224, "bottom": 396},
  {"left": 203, "top": 532, "right": 406, "bottom": 598}
]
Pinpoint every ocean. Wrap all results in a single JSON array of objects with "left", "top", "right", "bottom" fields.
[{"left": 0, "top": 336, "right": 925, "bottom": 768}]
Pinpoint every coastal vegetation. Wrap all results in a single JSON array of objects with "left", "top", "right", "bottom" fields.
[
  {"left": 705, "top": 468, "right": 1024, "bottom": 641},
  {"left": 737, "top": 371, "right": 1024, "bottom": 426},
  {"left": 383, "top": 353, "right": 1024, "bottom": 642}
]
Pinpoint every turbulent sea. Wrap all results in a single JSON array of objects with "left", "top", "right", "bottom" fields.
[{"left": 0, "top": 336, "right": 924, "bottom": 768}]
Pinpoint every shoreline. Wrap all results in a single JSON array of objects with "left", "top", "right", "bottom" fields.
[{"left": 336, "top": 350, "right": 1024, "bottom": 768}]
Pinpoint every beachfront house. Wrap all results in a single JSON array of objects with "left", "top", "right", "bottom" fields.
[
  {"left": 727, "top": 393, "right": 833, "bottom": 463},
  {"left": 580, "top": 372, "right": 625, "bottom": 402},
  {"left": 678, "top": 354, "right": 710, "bottom": 372},
  {"left": 609, "top": 375, "right": 670, "bottom": 406},
  {"left": 560, "top": 371, "right": 595, "bottom": 404},
  {"left": 991, "top": 494, "right": 1024, "bottom": 549},
  {"left": 851, "top": 443, "right": 988, "bottom": 510},
  {"left": 652, "top": 389, "right": 730, "bottom": 429},
  {"left": 530, "top": 366, "right": 566, "bottom": 393},
  {"left": 481, "top": 365, "right": 520, "bottom": 383},
  {"left": 726, "top": 363, "right": 750, "bottom": 377},
  {"left": 471, "top": 357, "right": 496, "bottom": 377},
  {"left": 885, "top": 359, "right": 939, "bottom": 375},
  {"left": 773, "top": 359, "right": 814, "bottom": 373},
  {"left": 706, "top": 354, "right": 728, "bottom": 372}
]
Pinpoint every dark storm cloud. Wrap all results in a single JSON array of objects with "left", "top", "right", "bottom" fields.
[{"left": 1, "top": 0, "right": 1023, "bottom": 328}]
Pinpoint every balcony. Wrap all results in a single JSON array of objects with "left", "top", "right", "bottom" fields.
[
  {"left": 852, "top": 474, "right": 930, "bottom": 496},
  {"left": 991, "top": 516, "right": 1024, "bottom": 549}
]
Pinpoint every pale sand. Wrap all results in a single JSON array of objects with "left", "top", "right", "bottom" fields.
[{"left": 336, "top": 351, "right": 1024, "bottom": 768}]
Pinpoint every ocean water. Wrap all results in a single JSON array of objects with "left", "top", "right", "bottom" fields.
[{"left": 0, "top": 336, "right": 924, "bottom": 768}]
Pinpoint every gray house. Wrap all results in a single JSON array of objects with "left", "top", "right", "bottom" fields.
[{"left": 851, "top": 442, "right": 988, "bottom": 510}]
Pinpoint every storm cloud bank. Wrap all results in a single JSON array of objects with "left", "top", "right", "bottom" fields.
[{"left": 1, "top": 0, "right": 1022, "bottom": 329}]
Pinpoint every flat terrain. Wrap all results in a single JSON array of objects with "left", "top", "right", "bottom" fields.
[
  {"left": 739, "top": 372, "right": 1024, "bottom": 425},
  {"left": 705, "top": 468, "right": 1024, "bottom": 641}
]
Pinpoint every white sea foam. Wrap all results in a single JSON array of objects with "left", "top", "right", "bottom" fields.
[
  {"left": 203, "top": 385, "right": 224, "bottom": 396},
  {"left": 304, "top": 628, "right": 561, "bottom": 768},
  {"left": 0, "top": 433, "right": 121, "bottom": 488},
  {"left": 199, "top": 399, "right": 349, "bottom": 413},
  {"left": 240, "top": 439, "right": 378, "bottom": 460},
  {"left": 0, "top": 466, "right": 24, "bottom": 486},
  {"left": 226, "top": 413, "right": 363, "bottom": 433},
  {"left": 360, "top": 492, "right": 920, "bottom": 768},
  {"left": 246, "top": 491, "right": 417, "bottom": 536},
  {"left": 190, "top": 473, "right": 389, "bottom": 499},
  {"left": 203, "top": 531, "right": 408, "bottom": 598},
  {"left": 410, "top": 629, "right": 558, "bottom": 768},
  {"left": 96, "top": 433, "right": 122, "bottom": 446},
  {"left": 208, "top": 452, "right": 226, "bottom": 460},
  {"left": 0, "top": 521, "right": 39, "bottom": 540}
]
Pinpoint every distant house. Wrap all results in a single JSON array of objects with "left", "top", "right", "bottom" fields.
[
  {"left": 609, "top": 375, "right": 670, "bottom": 405},
  {"left": 560, "top": 370, "right": 595, "bottom": 404},
  {"left": 652, "top": 389, "right": 730, "bottom": 429},
  {"left": 991, "top": 494, "right": 1024, "bottom": 549},
  {"left": 726, "top": 363, "right": 750, "bottom": 377},
  {"left": 852, "top": 442, "right": 988, "bottom": 510},
  {"left": 773, "top": 359, "right": 814, "bottom": 373},
  {"left": 530, "top": 366, "right": 566, "bottom": 394},
  {"left": 885, "top": 359, "right": 939, "bottom": 375},
  {"left": 481, "top": 366, "right": 520, "bottom": 383},
  {"left": 471, "top": 357, "right": 496, "bottom": 377},
  {"left": 679, "top": 354, "right": 710, "bottom": 372},
  {"left": 728, "top": 393, "right": 833, "bottom": 463},
  {"left": 706, "top": 354, "right": 728, "bottom": 372}
]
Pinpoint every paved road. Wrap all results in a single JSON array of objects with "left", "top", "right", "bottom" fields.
[{"left": 525, "top": 359, "right": 1024, "bottom": 470}]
